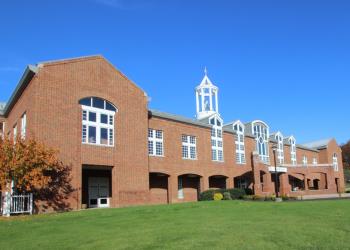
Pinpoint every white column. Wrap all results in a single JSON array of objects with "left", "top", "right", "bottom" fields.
[
  {"left": 215, "top": 90, "right": 219, "bottom": 113},
  {"left": 209, "top": 88, "right": 213, "bottom": 111},
  {"left": 196, "top": 90, "right": 199, "bottom": 114},
  {"left": 2, "top": 192, "right": 11, "bottom": 217},
  {"left": 201, "top": 89, "right": 204, "bottom": 113}
]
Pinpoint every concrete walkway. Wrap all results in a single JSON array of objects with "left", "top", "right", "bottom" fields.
[{"left": 301, "top": 193, "right": 350, "bottom": 200}]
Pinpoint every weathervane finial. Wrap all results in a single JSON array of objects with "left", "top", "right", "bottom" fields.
[{"left": 204, "top": 66, "right": 207, "bottom": 76}]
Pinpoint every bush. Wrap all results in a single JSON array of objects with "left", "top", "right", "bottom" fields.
[
  {"left": 281, "top": 194, "right": 289, "bottom": 201},
  {"left": 227, "top": 188, "right": 246, "bottom": 199},
  {"left": 199, "top": 189, "right": 217, "bottom": 201},
  {"left": 244, "top": 188, "right": 254, "bottom": 195},
  {"left": 214, "top": 193, "right": 223, "bottom": 201},
  {"left": 252, "top": 195, "right": 264, "bottom": 201},
  {"left": 223, "top": 192, "right": 232, "bottom": 200}
]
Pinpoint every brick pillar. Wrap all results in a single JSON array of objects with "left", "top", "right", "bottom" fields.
[
  {"left": 262, "top": 173, "right": 273, "bottom": 194},
  {"left": 304, "top": 175, "right": 309, "bottom": 191},
  {"left": 326, "top": 170, "right": 336, "bottom": 192},
  {"left": 227, "top": 177, "right": 234, "bottom": 189},
  {"left": 200, "top": 175, "right": 209, "bottom": 192},
  {"left": 252, "top": 151, "right": 262, "bottom": 195},
  {"left": 168, "top": 174, "right": 178, "bottom": 203},
  {"left": 279, "top": 173, "right": 289, "bottom": 195}
]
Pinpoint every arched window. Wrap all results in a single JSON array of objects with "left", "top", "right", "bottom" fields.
[
  {"left": 275, "top": 132, "right": 284, "bottom": 164},
  {"left": 252, "top": 121, "right": 269, "bottom": 163},
  {"left": 333, "top": 153, "right": 338, "bottom": 171},
  {"left": 289, "top": 136, "right": 297, "bottom": 165},
  {"left": 79, "top": 97, "right": 117, "bottom": 146},
  {"left": 210, "top": 116, "right": 223, "bottom": 162},
  {"left": 233, "top": 121, "right": 245, "bottom": 164}
]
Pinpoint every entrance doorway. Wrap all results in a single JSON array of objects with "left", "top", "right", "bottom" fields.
[
  {"left": 82, "top": 166, "right": 112, "bottom": 208},
  {"left": 88, "top": 177, "right": 110, "bottom": 208}
]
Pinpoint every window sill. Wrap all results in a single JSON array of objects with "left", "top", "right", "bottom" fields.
[
  {"left": 82, "top": 142, "right": 114, "bottom": 148},
  {"left": 182, "top": 158, "right": 197, "bottom": 161},
  {"left": 149, "top": 155, "right": 165, "bottom": 157}
]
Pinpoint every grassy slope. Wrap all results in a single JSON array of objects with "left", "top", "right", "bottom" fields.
[{"left": 1, "top": 200, "right": 350, "bottom": 250}]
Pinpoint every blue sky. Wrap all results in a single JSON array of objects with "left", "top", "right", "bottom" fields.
[{"left": 0, "top": 0, "right": 349, "bottom": 144}]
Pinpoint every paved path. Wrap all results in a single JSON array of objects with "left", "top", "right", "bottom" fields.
[{"left": 301, "top": 193, "right": 350, "bottom": 200}]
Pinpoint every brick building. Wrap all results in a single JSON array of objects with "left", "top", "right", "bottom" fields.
[{"left": 0, "top": 55, "right": 345, "bottom": 212}]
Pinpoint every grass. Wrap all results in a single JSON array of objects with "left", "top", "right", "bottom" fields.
[{"left": 1, "top": 200, "right": 350, "bottom": 250}]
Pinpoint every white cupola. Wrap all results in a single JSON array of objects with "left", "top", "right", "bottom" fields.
[{"left": 195, "top": 68, "right": 219, "bottom": 120}]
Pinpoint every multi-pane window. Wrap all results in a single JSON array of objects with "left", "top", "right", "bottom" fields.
[
  {"left": 80, "top": 97, "right": 116, "bottom": 146},
  {"left": 0, "top": 122, "right": 4, "bottom": 139},
  {"left": 275, "top": 133, "right": 284, "bottom": 164},
  {"left": 289, "top": 137, "right": 297, "bottom": 165},
  {"left": 233, "top": 122, "right": 245, "bottom": 164},
  {"left": 333, "top": 153, "right": 338, "bottom": 171},
  {"left": 148, "top": 129, "right": 164, "bottom": 156},
  {"left": 210, "top": 117, "right": 223, "bottom": 162},
  {"left": 21, "top": 113, "right": 26, "bottom": 139},
  {"left": 302, "top": 155, "right": 308, "bottom": 166},
  {"left": 182, "top": 135, "right": 197, "bottom": 160},
  {"left": 253, "top": 122, "right": 269, "bottom": 163},
  {"left": 312, "top": 157, "right": 317, "bottom": 165},
  {"left": 13, "top": 124, "right": 17, "bottom": 141}
]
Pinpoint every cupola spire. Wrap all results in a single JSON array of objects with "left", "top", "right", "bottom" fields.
[{"left": 195, "top": 68, "right": 219, "bottom": 120}]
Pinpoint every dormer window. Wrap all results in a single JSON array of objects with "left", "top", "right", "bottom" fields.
[
  {"left": 289, "top": 137, "right": 297, "bottom": 165},
  {"left": 275, "top": 132, "right": 284, "bottom": 164},
  {"left": 333, "top": 153, "right": 338, "bottom": 171},
  {"left": 252, "top": 121, "right": 269, "bottom": 163},
  {"left": 79, "top": 97, "right": 117, "bottom": 147},
  {"left": 233, "top": 121, "right": 245, "bottom": 164},
  {"left": 211, "top": 116, "right": 223, "bottom": 162}
]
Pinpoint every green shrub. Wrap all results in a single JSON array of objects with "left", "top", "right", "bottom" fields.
[
  {"left": 214, "top": 193, "right": 223, "bottom": 201},
  {"left": 252, "top": 195, "right": 264, "bottom": 201},
  {"left": 245, "top": 188, "right": 254, "bottom": 195},
  {"left": 243, "top": 195, "right": 253, "bottom": 200},
  {"left": 226, "top": 188, "right": 246, "bottom": 199},
  {"left": 223, "top": 192, "right": 232, "bottom": 200},
  {"left": 281, "top": 194, "right": 289, "bottom": 201},
  {"left": 199, "top": 189, "right": 217, "bottom": 201}
]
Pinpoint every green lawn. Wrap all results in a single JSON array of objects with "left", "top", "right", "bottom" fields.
[{"left": 1, "top": 200, "right": 350, "bottom": 250}]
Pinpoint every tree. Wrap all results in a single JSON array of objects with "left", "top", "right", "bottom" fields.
[
  {"left": 341, "top": 140, "right": 350, "bottom": 169},
  {"left": 0, "top": 136, "right": 73, "bottom": 211}
]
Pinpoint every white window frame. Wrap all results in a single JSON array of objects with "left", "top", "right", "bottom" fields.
[
  {"left": 252, "top": 121, "right": 269, "bottom": 164},
  {"left": 0, "top": 121, "right": 4, "bottom": 139},
  {"left": 275, "top": 132, "right": 284, "bottom": 165},
  {"left": 21, "top": 113, "right": 26, "bottom": 139},
  {"left": 233, "top": 122, "right": 245, "bottom": 164},
  {"left": 333, "top": 153, "right": 338, "bottom": 171},
  {"left": 80, "top": 98, "right": 116, "bottom": 147},
  {"left": 13, "top": 124, "right": 17, "bottom": 141},
  {"left": 289, "top": 137, "right": 297, "bottom": 165},
  {"left": 211, "top": 116, "right": 224, "bottom": 162},
  {"left": 302, "top": 155, "right": 308, "bottom": 166},
  {"left": 312, "top": 157, "right": 317, "bottom": 165},
  {"left": 182, "top": 135, "right": 197, "bottom": 160},
  {"left": 148, "top": 129, "right": 164, "bottom": 157}
]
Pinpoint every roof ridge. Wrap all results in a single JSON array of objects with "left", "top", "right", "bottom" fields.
[{"left": 38, "top": 55, "right": 104, "bottom": 66}]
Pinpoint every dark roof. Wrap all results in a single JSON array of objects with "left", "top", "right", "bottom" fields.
[
  {"left": 301, "top": 138, "right": 332, "bottom": 150},
  {"left": 149, "top": 109, "right": 212, "bottom": 129},
  {"left": 1, "top": 65, "right": 38, "bottom": 117}
]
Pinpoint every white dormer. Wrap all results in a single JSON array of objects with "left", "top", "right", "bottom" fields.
[{"left": 195, "top": 68, "right": 219, "bottom": 120}]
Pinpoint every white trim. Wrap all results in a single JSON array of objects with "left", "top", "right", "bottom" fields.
[
  {"left": 148, "top": 129, "right": 164, "bottom": 156},
  {"left": 81, "top": 104, "right": 115, "bottom": 147},
  {"left": 182, "top": 135, "right": 197, "bottom": 160}
]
